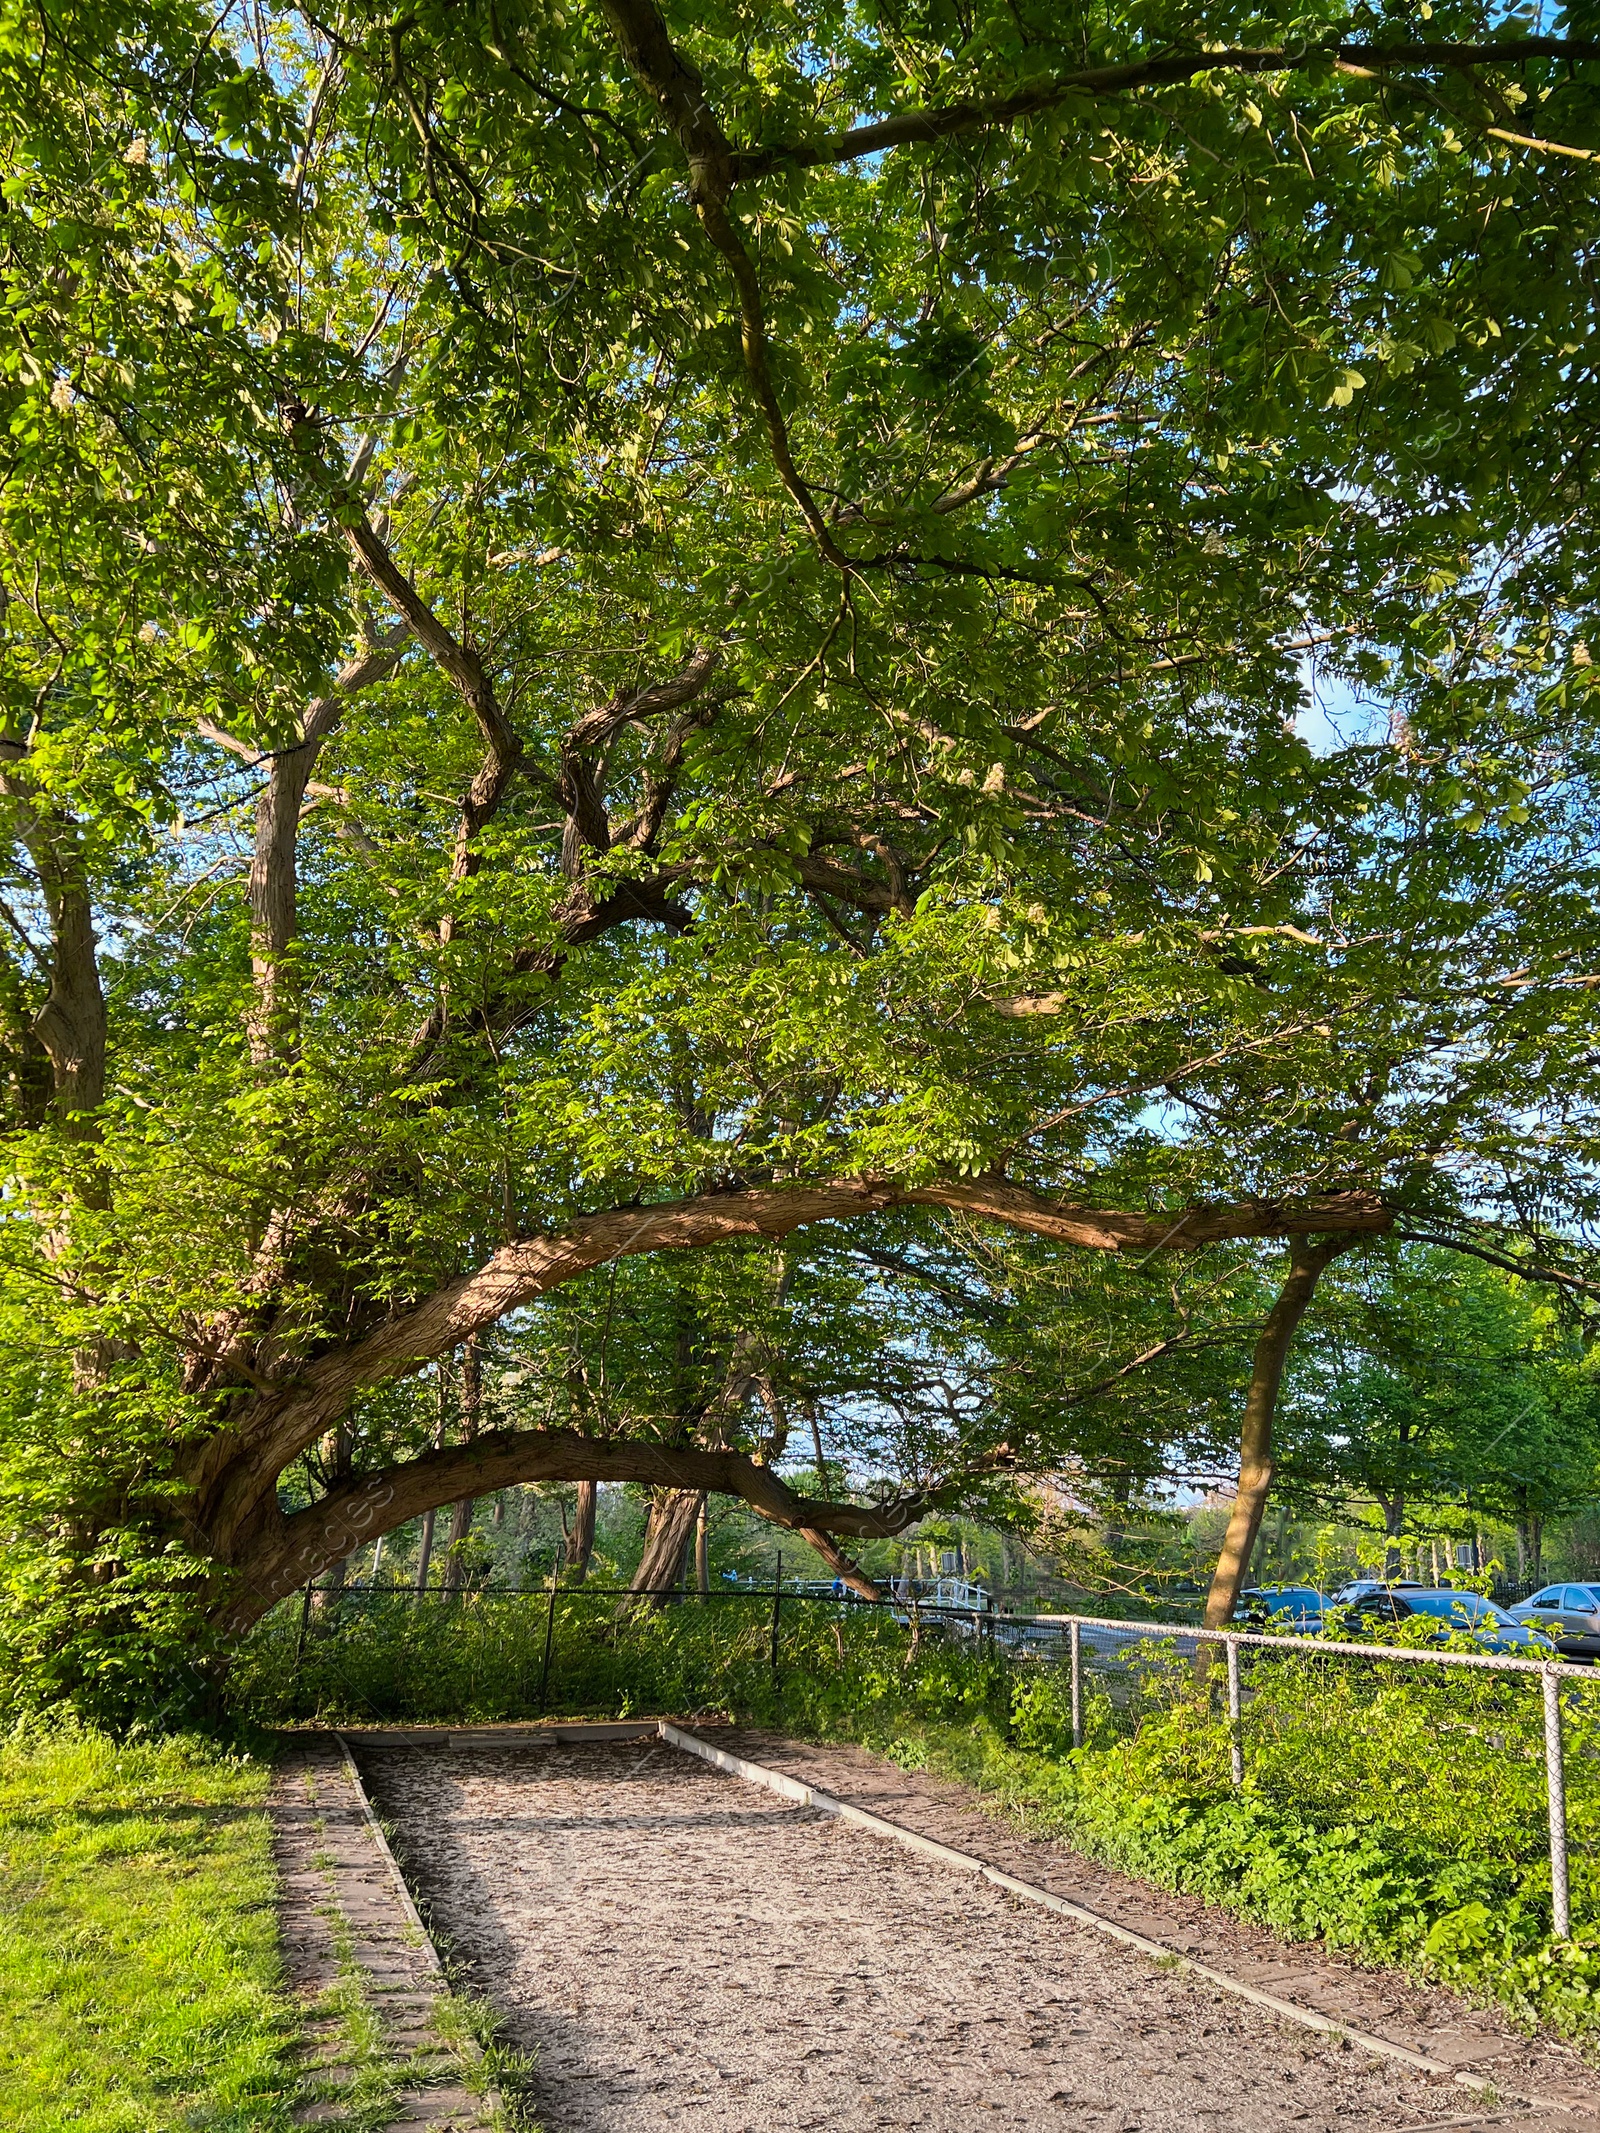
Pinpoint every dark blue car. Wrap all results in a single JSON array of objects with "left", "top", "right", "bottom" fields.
[{"left": 1238, "top": 1586, "right": 1326, "bottom": 1633}]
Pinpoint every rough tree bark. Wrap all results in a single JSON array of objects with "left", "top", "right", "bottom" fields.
[
  {"left": 1376, "top": 1490, "right": 1406, "bottom": 1582},
  {"left": 0, "top": 763, "right": 107, "bottom": 1131},
  {"left": 1202, "top": 1234, "right": 1360, "bottom": 1636},
  {"left": 232, "top": 633, "right": 405, "bottom": 1068},
  {"left": 794, "top": 1525, "right": 882, "bottom": 1603},
  {"left": 414, "top": 1505, "right": 437, "bottom": 1592},
  {"left": 1521, "top": 1508, "right": 1544, "bottom": 1582},
  {"left": 565, "top": 1477, "right": 598, "bottom": 1583},
  {"left": 626, "top": 1487, "right": 706, "bottom": 1606}
]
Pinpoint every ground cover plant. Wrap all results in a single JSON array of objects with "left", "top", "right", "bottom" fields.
[
  {"left": 0, "top": 1728, "right": 298, "bottom": 2133},
  {"left": 242, "top": 1592, "right": 1600, "bottom": 2036}
]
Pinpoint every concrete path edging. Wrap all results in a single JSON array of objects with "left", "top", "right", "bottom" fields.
[
  {"left": 271, "top": 1733, "right": 503, "bottom": 2132},
  {"left": 332, "top": 1733, "right": 504, "bottom": 2121},
  {"left": 656, "top": 1723, "right": 1586, "bottom": 2121}
]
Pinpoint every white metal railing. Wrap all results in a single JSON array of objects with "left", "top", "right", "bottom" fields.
[{"left": 978, "top": 1606, "right": 1591, "bottom": 1940}]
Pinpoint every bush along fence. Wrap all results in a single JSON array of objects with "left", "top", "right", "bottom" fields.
[
  {"left": 1054, "top": 1613, "right": 1587, "bottom": 1936},
  {"left": 232, "top": 1581, "right": 1600, "bottom": 2036}
]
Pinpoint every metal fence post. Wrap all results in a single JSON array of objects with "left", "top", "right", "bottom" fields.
[
  {"left": 770, "top": 1553, "right": 783, "bottom": 1683},
  {"left": 1070, "top": 1619, "right": 1083, "bottom": 1751},
  {"left": 1543, "top": 1667, "right": 1571, "bottom": 1938},
  {"left": 294, "top": 1580, "right": 314, "bottom": 1675},
  {"left": 537, "top": 1577, "right": 558, "bottom": 1713},
  {"left": 1226, "top": 1638, "right": 1244, "bottom": 1787}
]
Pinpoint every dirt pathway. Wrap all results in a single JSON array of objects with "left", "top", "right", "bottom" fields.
[
  {"left": 713, "top": 1726, "right": 1600, "bottom": 2115},
  {"left": 354, "top": 1737, "right": 1575, "bottom": 2133}
]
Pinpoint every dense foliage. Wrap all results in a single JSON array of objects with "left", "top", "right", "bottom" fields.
[
  {"left": 1281, "top": 1246, "right": 1600, "bottom": 1559},
  {"left": 2, "top": 0, "right": 1600, "bottom": 1713}
]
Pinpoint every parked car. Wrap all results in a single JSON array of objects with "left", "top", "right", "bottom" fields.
[
  {"left": 1328, "top": 1578, "right": 1429, "bottom": 1605},
  {"left": 1509, "top": 1583, "right": 1600, "bottom": 1660},
  {"left": 1333, "top": 1584, "right": 1550, "bottom": 1653},
  {"left": 1238, "top": 1585, "right": 1326, "bottom": 1633}
]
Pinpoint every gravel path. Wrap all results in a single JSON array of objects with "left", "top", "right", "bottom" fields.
[{"left": 357, "top": 1739, "right": 1497, "bottom": 2133}]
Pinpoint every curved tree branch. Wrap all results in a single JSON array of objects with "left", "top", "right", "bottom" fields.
[
  {"left": 282, "top": 406, "right": 523, "bottom": 888},
  {"left": 225, "top": 1424, "right": 936, "bottom": 1622},
  {"left": 197, "top": 1177, "right": 1390, "bottom": 1552},
  {"left": 1394, "top": 1227, "right": 1600, "bottom": 1298},
  {"left": 595, "top": 0, "right": 849, "bottom": 566},
  {"left": 733, "top": 41, "right": 1600, "bottom": 180}
]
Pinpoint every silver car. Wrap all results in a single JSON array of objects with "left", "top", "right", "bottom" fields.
[{"left": 1509, "top": 1582, "right": 1600, "bottom": 1660}]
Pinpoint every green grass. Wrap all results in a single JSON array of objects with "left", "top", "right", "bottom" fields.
[{"left": 0, "top": 1727, "right": 299, "bottom": 2133}]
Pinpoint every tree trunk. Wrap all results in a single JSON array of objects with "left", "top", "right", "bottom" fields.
[
  {"left": 416, "top": 1365, "right": 448, "bottom": 1591},
  {"left": 415, "top": 1506, "right": 437, "bottom": 1592},
  {"left": 35, "top": 866, "right": 107, "bottom": 1128},
  {"left": 0, "top": 778, "right": 108, "bottom": 1132},
  {"left": 235, "top": 638, "right": 404, "bottom": 1067},
  {"left": 440, "top": 1492, "right": 475, "bottom": 1591},
  {"left": 440, "top": 1334, "right": 482, "bottom": 1593},
  {"left": 1103, "top": 1468, "right": 1135, "bottom": 1564},
  {"left": 318, "top": 1547, "right": 348, "bottom": 1610},
  {"left": 565, "top": 1477, "right": 597, "bottom": 1583},
  {"left": 695, "top": 1494, "right": 710, "bottom": 1593},
  {"left": 1375, "top": 1491, "right": 1405, "bottom": 1581},
  {"left": 627, "top": 1488, "right": 705, "bottom": 1603},
  {"left": 674, "top": 1499, "right": 697, "bottom": 1589},
  {"left": 246, "top": 741, "right": 319, "bottom": 1069},
  {"left": 807, "top": 1402, "right": 828, "bottom": 1493},
  {"left": 1203, "top": 1234, "right": 1358, "bottom": 1635}
]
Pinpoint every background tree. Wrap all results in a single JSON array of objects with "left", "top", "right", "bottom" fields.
[{"left": 1283, "top": 1246, "right": 1600, "bottom": 1579}]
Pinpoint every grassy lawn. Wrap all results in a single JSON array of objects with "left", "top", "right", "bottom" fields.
[{"left": 0, "top": 1728, "right": 298, "bottom": 2133}]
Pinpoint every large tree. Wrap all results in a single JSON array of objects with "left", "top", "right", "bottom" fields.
[
  {"left": 1283, "top": 1245, "right": 1600, "bottom": 1576},
  {"left": 3, "top": 0, "right": 1600, "bottom": 1704}
]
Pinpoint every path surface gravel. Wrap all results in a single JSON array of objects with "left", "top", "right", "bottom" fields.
[{"left": 357, "top": 1737, "right": 1509, "bottom": 2133}]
